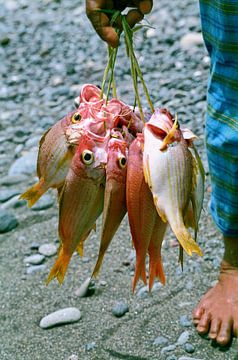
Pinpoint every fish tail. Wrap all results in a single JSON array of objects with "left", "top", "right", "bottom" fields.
[
  {"left": 172, "top": 224, "right": 203, "bottom": 257},
  {"left": 19, "top": 179, "right": 45, "bottom": 208},
  {"left": 132, "top": 257, "right": 147, "bottom": 294},
  {"left": 46, "top": 249, "right": 71, "bottom": 285},
  {"left": 148, "top": 256, "right": 166, "bottom": 291},
  {"left": 91, "top": 254, "right": 104, "bottom": 278}
]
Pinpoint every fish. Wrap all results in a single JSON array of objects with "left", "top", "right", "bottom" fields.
[
  {"left": 143, "top": 108, "right": 203, "bottom": 258},
  {"left": 19, "top": 110, "right": 81, "bottom": 207},
  {"left": 92, "top": 136, "right": 128, "bottom": 277},
  {"left": 126, "top": 133, "right": 166, "bottom": 292},
  {"left": 46, "top": 132, "right": 108, "bottom": 285}
]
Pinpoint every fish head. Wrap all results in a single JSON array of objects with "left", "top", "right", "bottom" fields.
[
  {"left": 145, "top": 108, "right": 182, "bottom": 150},
  {"left": 71, "top": 132, "right": 107, "bottom": 181},
  {"left": 106, "top": 138, "right": 128, "bottom": 184}
]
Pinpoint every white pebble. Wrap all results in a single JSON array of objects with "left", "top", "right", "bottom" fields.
[
  {"left": 39, "top": 243, "right": 57, "bottom": 257},
  {"left": 39, "top": 307, "right": 81, "bottom": 329}
]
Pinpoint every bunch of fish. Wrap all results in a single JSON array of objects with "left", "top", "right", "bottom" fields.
[{"left": 20, "top": 84, "right": 204, "bottom": 291}]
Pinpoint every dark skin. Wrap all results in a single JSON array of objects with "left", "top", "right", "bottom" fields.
[{"left": 86, "top": 0, "right": 238, "bottom": 346}]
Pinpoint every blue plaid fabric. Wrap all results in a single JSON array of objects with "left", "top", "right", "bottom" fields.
[{"left": 199, "top": 0, "right": 238, "bottom": 236}]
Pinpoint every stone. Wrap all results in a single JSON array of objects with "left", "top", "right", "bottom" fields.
[
  {"left": 153, "top": 335, "right": 169, "bottom": 346},
  {"left": 0, "top": 174, "right": 27, "bottom": 186},
  {"left": 26, "top": 264, "right": 46, "bottom": 274},
  {"left": 178, "top": 358, "right": 202, "bottom": 360},
  {"left": 179, "top": 315, "right": 192, "bottom": 327},
  {"left": 39, "top": 243, "right": 57, "bottom": 257},
  {"left": 8, "top": 151, "right": 37, "bottom": 176},
  {"left": 0, "top": 195, "right": 26, "bottom": 210},
  {"left": 0, "top": 210, "right": 18, "bottom": 233},
  {"left": 0, "top": 189, "right": 20, "bottom": 203},
  {"left": 75, "top": 277, "right": 95, "bottom": 298},
  {"left": 161, "top": 344, "right": 176, "bottom": 354},
  {"left": 166, "top": 356, "right": 178, "bottom": 360},
  {"left": 24, "top": 254, "right": 45, "bottom": 265},
  {"left": 176, "top": 331, "right": 190, "bottom": 346},
  {"left": 85, "top": 342, "right": 96, "bottom": 351},
  {"left": 67, "top": 355, "right": 78, "bottom": 360},
  {"left": 39, "top": 307, "right": 81, "bottom": 329},
  {"left": 112, "top": 301, "right": 129, "bottom": 318},
  {"left": 183, "top": 343, "right": 195, "bottom": 354},
  {"left": 180, "top": 32, "right": 204, "bottom": 50},
  {"left": 31, "top": 194, "right": 54, "bottom": 211}
]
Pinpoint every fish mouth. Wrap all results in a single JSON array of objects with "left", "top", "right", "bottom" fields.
[{"left": 74, "top": 96, "right": 80, "bottom": 108}]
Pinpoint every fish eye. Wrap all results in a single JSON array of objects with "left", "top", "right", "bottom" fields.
[
  {"left": 72, "top": 112, "right": 82, "bottom": 123},
  {"left": 81, "top": 150, "right": 94, "bottom": 165},
  {"left": 118, "top": 156, "right": 127, "bottom": 168}
]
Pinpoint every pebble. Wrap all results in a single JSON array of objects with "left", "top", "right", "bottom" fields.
[
  {"left": 0, "top": 195, "right": 26, "bottom": 210},
  {"left": 67, "top": 355, "right": 78, "bottom": 360},
  {"left": 178, "top": 357, "right": 202, "bottom": 360},
  {"left": 8, "top": 151, "right": 37, "bottom": 176},
  {"left": 24, "top": 254, "right": 45, "bottom": 265},
  {"left": 153, "top": 335, "right": 169, "bottom": 346},
  {"left": 39, "top": 307, "right": 81, "bottom": 329},
  {"left": 85, "top": 342, "right": 96, "bottom": 351},
  {"left": 0, "top": 189, "right": 20, "bottom": 202},
  {"left": 99, "top": 280, "right": 107, "bottom": 287},
  {"left": 166, "top": 356, "right": 178, "bottom": 360},
  {"left": 180, "top": 32, "right": 203, "bottom": 50},
  {"left": 183, "top": 343, "right": 195, "bottom": 354},
  {"left": 176, "top": 331, "right": 190, "bottom": 346},
  {"left": 31, "top": 194, "right": 54, "bottom": 211},
  {"left": 179, "top": 315, "right": 192, "bottom": 327},
  {"left": 0, "top": 210, "right": 18, "bottom": 233},
  {"left": 30, "top": 242, "right": 40, "bottom": 250},
  {"left": 112, "top": 301, "right": 129, "bottom": 318},
  {"left": 75, "top": 277, "right": 95, "bottom": 298},
  {"left": 39, "top": 243, "right": 57, "bottom": 257},
  {"left": 26, "top": 264, "right": 46, "bottom": 274},
  {"left": 0, "top": 174, "right": 27, "bottom": 186},
  {"left": 161, "top": 344, "right": 177, "bottom": 354}
]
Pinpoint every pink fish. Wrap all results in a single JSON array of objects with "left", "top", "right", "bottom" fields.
[
  {"left": 20, "top": 109, "right": 81, "bottom": 207},
  {"left": 46, "top": 132, "right": 108, "bottom": 285}
]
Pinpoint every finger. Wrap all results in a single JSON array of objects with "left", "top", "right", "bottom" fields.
[
  {"left": 87, "top": 8, "right": 119, "bottom": 47},
  {"left": 125, "top": 9, "right": 144, "bottom": 28},
  {"left": 132, "top": 0, "right": 153, "bottom": 15}
]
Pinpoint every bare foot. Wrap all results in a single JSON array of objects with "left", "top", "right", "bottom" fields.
[{"left": 193, "top": 261, "right": 238, "bottom": 346}]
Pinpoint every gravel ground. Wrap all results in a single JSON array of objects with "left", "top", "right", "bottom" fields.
[{"left": 1, "top": 0, "right": 238, "bottom": 359}]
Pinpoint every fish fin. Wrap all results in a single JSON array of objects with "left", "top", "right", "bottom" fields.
[
  {"left": 46, "top": 249, "right": 71, "bottom": 285},
  {"left": 76, "top": 242, "right": 84, "bottom": 257},
  {"left": 178, "top": 245, "right": 184, "bottom": 270},
  {"left": 19, "top": 179, "right": 46, "bottom": 208},
  {"left": 153, "top": 196, "right": 167, "bottom": 223},
  {"left": 92, "top": 223, "right": 96, "bottom": 232},
  {"left": 132, "top": 257, "right": 147, "bottom": 294},
  {"left": 184, "top": 202, "right": 196, "bottom": 230},
  {"left": 172, "top": 225, "right": 203, "bottom": 257},
  {"left": 143, "top": 155, "right": 152, "bottom": 189},
  {"left": 159, "top": 113, "right": 178, "bottom": 151}
]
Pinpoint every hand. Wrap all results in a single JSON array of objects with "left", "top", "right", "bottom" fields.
[{"left": 86, "top": 1, "right": 153, "bottom": 48}]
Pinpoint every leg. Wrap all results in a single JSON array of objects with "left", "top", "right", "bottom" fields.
[{"left": 195, "top": 0, "right": 238, "bottom": 345}]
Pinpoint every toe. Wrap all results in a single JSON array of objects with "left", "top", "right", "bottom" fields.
[
  {"left": 208, "top": 318, "right": 221, "bottom": 340},
  {"left": 216, "top": 321, "right": 232, "bottom": 346},
  {"left": 193, "top": 306, "right": 204, "bottom": 324},
  {"left": 196, "top": 312, "right": 211, "bottom": 335}
]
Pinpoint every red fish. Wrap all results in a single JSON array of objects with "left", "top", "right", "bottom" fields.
[{"left": 92, "top": 136, "right": 128, "bottom": 277}]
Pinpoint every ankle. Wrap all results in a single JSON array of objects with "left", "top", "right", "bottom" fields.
[{"left": 223, "top": 236, "right": 238, "bottom": 268}]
